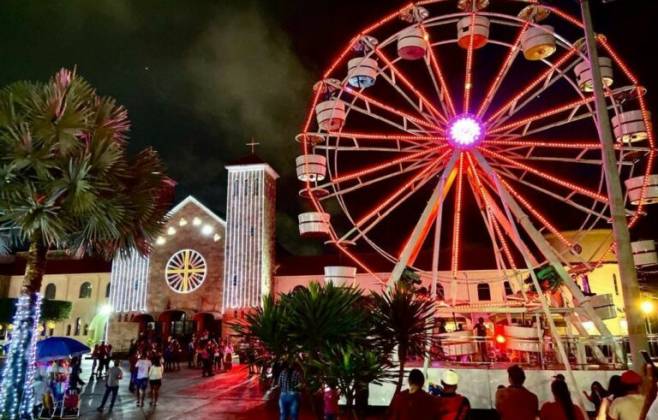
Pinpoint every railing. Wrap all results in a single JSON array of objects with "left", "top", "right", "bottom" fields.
[{"left": 402, "top": 333, "right": 658, "bottom": 370}]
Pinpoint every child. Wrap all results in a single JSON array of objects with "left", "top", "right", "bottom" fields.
[{"left": 323, "top": 382, "right": 339, "bottom": 420}]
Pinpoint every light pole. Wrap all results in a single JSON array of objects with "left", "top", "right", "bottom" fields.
[{"left": 579, "top": 0, "right": 649, "bottom": 372}]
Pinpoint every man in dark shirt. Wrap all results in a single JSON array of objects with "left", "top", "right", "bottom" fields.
[
  {"left": 388, "top": 369, "right": 440, "bottom": 420},
  {"left": 495, "top": 365, "right": 539, "bottom": 420}
]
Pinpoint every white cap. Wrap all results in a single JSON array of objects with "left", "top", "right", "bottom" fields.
[{"left": 441, "top": 369, "right": 459, "bottom": 386}]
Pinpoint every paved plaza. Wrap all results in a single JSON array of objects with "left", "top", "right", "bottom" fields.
[{"left": 78, "top": 360, "right": 285, "bottom": 419}]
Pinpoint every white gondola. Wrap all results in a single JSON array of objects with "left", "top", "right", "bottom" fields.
[
  {"left": 324, "top": 266, "right": 357, "bottom": 287},
  {"left": 347, "top": 57, "right": 378, "bottom": 89},
  {"left": 521, "top": 25, "right": 556, "bottom": 61},
  {"left": 612, "top": 110, "right": 651, "bottom": 143},
  {"left": 625, "top": 174, "right": 658, "bottom": 205},
  {"left": 296, "top": 155, "right": 327, "bottom": 182},
  {"left": 456, "top": 15, "right": 490, "bottom": 49},
  {"left": 574, "top": 57, "right": 613, "bottom": 92},
  {"left": 397, "top": 27, "right": 427, "bottom": 60},
  {"left": 315, "top": 99, "right": 346, "bottom": 132},
  {"left": 632, "top": 240, "right": 658, "bottom": 267},
  {"left": 298, "top": 212, "right": 331, "bottom": 237}
]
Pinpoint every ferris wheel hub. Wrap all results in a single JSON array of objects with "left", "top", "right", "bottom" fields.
[{"left": 447, "top": 115, "right": 484, "bottom": 149}]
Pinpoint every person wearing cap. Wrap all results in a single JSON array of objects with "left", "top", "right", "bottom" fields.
[
  {"left": 608, "top": 370, "right": 645, "bottom": 420},
  {"left": 436, "top": 369, "right": 470, "bottom": 420},
  {"left": 495, "top": 365, "right": 538, "bottom": 420},
  {"left": 387, "top": 369, "right": 440, "bottom": 420}
]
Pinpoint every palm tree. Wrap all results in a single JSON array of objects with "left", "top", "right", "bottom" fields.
[
  {"left": 0, "top": 69, "right": 172, "bottom": 417},
  {"left": 370, "top": 282, "right": 436, "bottom": 394}
]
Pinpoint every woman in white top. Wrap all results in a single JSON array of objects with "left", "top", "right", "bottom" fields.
[{"left": 148, "top": 357, "right": 164, "bottom": 407}]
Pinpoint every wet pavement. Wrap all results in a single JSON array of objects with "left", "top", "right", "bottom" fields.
[{"left": 78, "top": 361, "right": 285, "bottom": 419}]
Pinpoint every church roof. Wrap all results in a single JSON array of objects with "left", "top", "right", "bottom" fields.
[{"left": 168, "top": 195, "right": 226, "bottom": 225}]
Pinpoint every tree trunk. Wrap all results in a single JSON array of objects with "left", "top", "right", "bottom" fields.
[
  {"left": 22, "top": 235, "right": 48, "bottom": 294},
  {"left": 395, "top": 347, "right": 407, "bottom": 394},
  {"left": 0, "top": 235, "right": 47, "bottom": 418}
]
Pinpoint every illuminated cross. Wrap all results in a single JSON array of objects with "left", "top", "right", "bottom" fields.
[
  {"left": 246, "top": 138, "right": 260, "bottom": 154},
  {"left": 166, "top": 249, "right": 205, "bottom": 292}
]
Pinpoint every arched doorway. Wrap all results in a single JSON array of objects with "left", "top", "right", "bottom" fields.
[
  {"left": 158, "top": 310, "right": 194, "bottom": 342},
  {"left": 193, "top": 312, "right": 221, "bottom": 340}
]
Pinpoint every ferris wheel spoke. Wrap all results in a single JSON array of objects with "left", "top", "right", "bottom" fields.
[
  {"left": 463, "top": 13, "right": 477, "bottom": 114},
  {"left": 497, "top": 146, "right": 633, "bottom": 167},
  {"left": 489, "top": 96, "right": 595, "bottom": 136},
  {"left": 348, "top": 158, "right": 447, "bottom": 240},
  {"left": 333, "top": 147, "right": 443, "bottom": 184},
  {"left": 490, "top": 165, "right": 614, "bottom": 221},
  {"left": 328, "top": 81, "right": 438, "bottom": 131},
  {"left": 485, "top": 48, "right": 579, "bottom": 125},
  {"left": 481, "top": 147, "right": 608, "bottom": 203},
  {"left": 341, "top": 100, "right": 439, "bottom": 137},
  {"left": 323, "top": 157, "right": 439, "bottom": 201},
  {"left": 388, "top": 152, "right": 460, "bottom": 287},
  {"left": 476, "top": 22, "right": 528, "bottom": 118},
  {"left": 374, "top": 48, "right": 448, "bottom": 125},
  {"left": 425, "top": 36, "right": 457, "bottom": 117}
]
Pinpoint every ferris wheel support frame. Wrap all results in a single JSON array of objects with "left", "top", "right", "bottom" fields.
[
  {"left": 580, "top": 0, "right": 649, "bottom": 373},
  {"left": 474, "top": 152, "right": 620, "bottom": 364}
]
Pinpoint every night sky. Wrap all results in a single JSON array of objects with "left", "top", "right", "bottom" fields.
[{"left": 1, "top": 0, "right": 656, "bottom": 257}]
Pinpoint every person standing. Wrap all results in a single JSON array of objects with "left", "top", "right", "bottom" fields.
[
  {"left": 96, "top": 360, "right": 123, "bottom": 413},
  {"left": 473, "top": 318, "right": 489, "bottom": 362},
  {"left": 388, "top": 369, "right": 439, "bottom": 420},
  {"left": 608, "top": 370, "right": 645, "bottom": 420},
  {"left": 539, "top": 379, "right": 586, "bottom": 420},
  {"left": 495, "top": 365, "right": 539, "bottom": 420},
  {"left": 435, "top": 369, "right": 470, "bottom": 420},
  {"left": 323, "top": 382, "right": 340, "bottom": 420},
  {"left": 225, "top": 341, "right": 234, "bottom": 371},
  {"left": 583, "top": 381, "right": 607, "bottom": 414},
  {"left": 135, "top": 353, "right": 152, "bottom": 407},
  {"left": 148, "top": 357, "right": 164, "bottom": 407},
  {"left": 276, "top": 365, "right": 301, "bottom": 420},
  {"left": 90, "top": 344, "right": 100, "bottom": 379}
]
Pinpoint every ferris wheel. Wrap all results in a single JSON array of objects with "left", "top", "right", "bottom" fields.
[{"left": 295, "top": 0, "right": 656, "bottom": 318}]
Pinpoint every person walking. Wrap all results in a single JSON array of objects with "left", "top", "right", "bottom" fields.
[
  {"left": 90, "top": 344, "right": 100, "bottom": 379},
  {"left": 149, "top": 357, "right": 164, "bottom": 407},
  {"left": 539, "top": 379, "right": 586, "bottom": 420},
  {"left": 96, "top": 360, "right": 123, "bottom": 413},
  {"left": 135, "top": 353, "right": 152, "bottom": 407},
  {"left": 435, "top": 369, "right": 470, "bottom": 420},
  {"left": 496, "top": 365, "right": 539, "bottom": 420},
  {"left": 68, "top": 357, "right": 85, "bottom": 392},
  {"left": 276, "top": 364, "right": 301, "bottom": 420}
]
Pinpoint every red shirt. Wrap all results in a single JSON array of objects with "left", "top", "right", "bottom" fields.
[
  {"left": 539, "top": 401, "right": 586, "bottom": 420},
  {"left": 323, "top": 389, "right": 339, "bottom": 415},
  {"left": 388, "top": 390, "right": 440, "bottom": 420},
  {"left": 496, "top": 386, "right": 539, "bottom": 420}
]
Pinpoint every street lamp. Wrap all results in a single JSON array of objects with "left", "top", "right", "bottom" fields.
[{"left": 641, "top": 300, "right": 654, "bottom": 335}]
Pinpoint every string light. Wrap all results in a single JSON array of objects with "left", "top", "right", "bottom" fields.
[
  {"left": 374, "top": 48, "right": 448, "bottom": 124},
  {"left": 425, "top": 26, "right": 457, "bottom": 117},
  {"left": 480, "top": 148, "right": 608, "bottom": 202},
  {"left": 451, "top": 153, "right": 465, "bottom": 276},
  {"left": 333, "top": 149, "right": 431, "bottom": 184},
  {"left": 477, "top": 22, "right": 528, "bottom": 118},
  {"left": 486, "top": 48, "right": 578, "bottom": 124},
  {"left": 109, "top": 249, "right": 149, "bottom": 313},
  {"left": 0, "top": 293, "right": 42, "bottom": 418},
  {"left": 463, "top": 13, "right": 477, "bottom": 114},
  {"left": 325, "top": 132, "right": 446, "bottom": 142},
  {"left": 490, "top": 97, "right": 593, "bottom": 134}
]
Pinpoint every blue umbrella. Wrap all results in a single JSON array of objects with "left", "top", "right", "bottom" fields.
[{"left": 36, "top": 337, "right": 91, "bottom": 362}]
